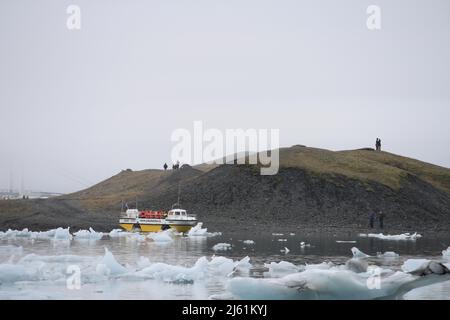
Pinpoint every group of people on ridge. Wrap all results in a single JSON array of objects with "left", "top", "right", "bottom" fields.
[{"left": 163, "top": 160, "right": 180, "bottom": 171}]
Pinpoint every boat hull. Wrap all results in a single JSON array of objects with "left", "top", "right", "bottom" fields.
[{"left": 119, "top": 223, "right": 135, "bottom": 231}]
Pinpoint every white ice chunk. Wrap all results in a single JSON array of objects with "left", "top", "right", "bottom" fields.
[
  {"left": 108, "top": 229, "right": 131, "bottom": 238},
  {"left": 402, "top": 259, "right": 431, "bottom": 275},
  {"left": 377, "top": 251, "right": 399, "bottom": 259},
  {"left": 53, "top": 227, "right": 73, "bottom": 240},
  {"left": 227, "top": 268, "right": 415, "bottom": 300},
  {"left": 264, "top": 261, "right": 302, "bottom": 277},
  {"left": 360, "top": 233, "right": 422, "bottom": 241},
  {"left": 280, "top": 247, "right": 290, "bottom": 254},
  {"left": 96, "top": 248, "right": 127, "bottom": 275},
  {"left": 212, "top": 243, "right": 232, "bottom": 251},
  {"left": 134, "top": 256, "right": 208, "bottom": 283},
  {"left": 74, "top": 227, "right": 104, "bottom": 240},
  {"left": 243, "top": 240, "right": 255, "bottom": 245},
  {"left": 187, "top": 223, "right": 208, "bottom": 236},
  {"left": 351, "top": 247, "right": 370, "bottom": 259},
  {"left": 0, "top": 264, "right": 32, "bottom": 284}
]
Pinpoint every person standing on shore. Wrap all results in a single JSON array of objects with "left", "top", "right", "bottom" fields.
[
  {"left": 369, "top": 212, "right": 375, "bottom": 228},
  {"left": 163, "top": 163, "right": 168, "bottom": 171},
  {"left": 378, "top": 210, "right": 385, "bottom": 229},
  {"left": 378, "top": 138, "right": 382, "bottom": 151}
]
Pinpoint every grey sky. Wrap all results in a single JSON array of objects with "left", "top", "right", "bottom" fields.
[{"left": 1, "top": 0, "right": 449, "bottom": 193}]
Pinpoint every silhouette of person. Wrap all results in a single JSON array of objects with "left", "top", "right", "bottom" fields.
[
  {"left": 369, "top": 212, "right": 375, "bottom": 229},
  {"left": 378, "top": 210, "right": 385, "bottom": 229},
  {"left": 163, "top": 163, "right": 168, "bottom": 171}
]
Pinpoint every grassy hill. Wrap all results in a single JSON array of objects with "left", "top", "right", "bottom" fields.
[{"left": 1, "top": 146, "right": 449, "bottom": 232}]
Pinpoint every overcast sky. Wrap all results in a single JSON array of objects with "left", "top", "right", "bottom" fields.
[{"left": 1, "top": 0, "right": 449, "bottom": 193}]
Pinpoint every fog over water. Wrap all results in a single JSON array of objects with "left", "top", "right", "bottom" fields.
[{"left": 1, "top": 0, "right": 449, "bottom": 193}]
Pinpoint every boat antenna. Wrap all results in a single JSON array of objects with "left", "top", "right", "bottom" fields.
[
  {"left": 135, "top": 196, "right": 138, "bottom": 210},
  {"left": 121, "top": 199, "right": 124, "bottom": 213},
  {"left": 177, "top": 183, "right": 181, "bottom": 206}
]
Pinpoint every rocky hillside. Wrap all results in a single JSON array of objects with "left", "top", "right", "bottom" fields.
[{"left": 1, "top": 146, "right": 449, "bottom": 233}]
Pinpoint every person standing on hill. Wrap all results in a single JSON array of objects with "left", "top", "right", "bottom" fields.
[
  {"left": 163, "top": 163, "right": 168, "bottom": 171},
  {"left": 378, "top": 138, "right": 382, "bottom": 151},
  {"left": 375, "top": 138, "right": 380, "bottom": 151},
  {"left": 378, "top": 210, "right": 385, "bottom": 229}
]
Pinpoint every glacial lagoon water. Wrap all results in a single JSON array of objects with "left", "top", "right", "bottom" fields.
[{"left": 1, "top": 227, "right": 450, "bottom": 300}]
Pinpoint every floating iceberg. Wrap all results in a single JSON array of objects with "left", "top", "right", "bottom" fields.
[
  {"left": 96, "top": 248, "right": 128, "bottom": 276},
  {"left": 300, "top": 242, "right": 311, "bottom": 248},
  {"left": 336, "top": 240, "right": 357, "bottom": 244},
  {"left": 108, "top": 229, "right": 131, "bottom": 238},
  {"left": 264, "top": 261, "right": 303, "bottom": 277},
  {"left": 377, "top": 251, "right": 399, "bottom": 259},
  {"left": 227, "top": 266, "right": 416, "bottom": 300},
  {"left": 401, "top": 259, "right": 449, "bottom": 276},
  {"left": 133, "top": 257, "right": 209, "bottom": 284},
  {"left": 359, "top": 233, "right": 422, "bottom": 241},
  {"left": 243, "top": 240, "right": 255, "bottom": 245},
  {"left": 74, "top": 228, "right": 104, "bottom": 240},
  {"left": 0, "top": 264, "right": 33, "bottom": 284},
  {"left": 351, "top": 247, "right": 370, "bottom": 259},
  {"left": 277, "top": 239, "right": 287, "bottom": 242},
  {"left": 53, "top": 228, "right": 73, "bottom": 240},
  {"left": 187, "top": 223, "right": 208, "bottom": 236},
  {"left": 212, "top": 243, "right": 232, "bottom": 251},
  {"left": 208, "top": 256, "right": 252, "bottom": 277},
  {"left": 280, "top": 247, "right": 290, "bottom": 254}
]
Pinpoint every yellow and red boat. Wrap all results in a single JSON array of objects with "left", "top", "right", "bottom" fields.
[{"left": 119, "top": 204, "right": 197, "bottom": 233}]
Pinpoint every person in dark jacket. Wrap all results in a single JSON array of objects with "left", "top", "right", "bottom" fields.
[
  {"left": 378, "top": 210, "right": 385, "bottom": 229},
  {"left": 163, "top": 163, "right": 168, "bottom": 171},
  {"left": 369, "top": 212, "right": 375, "bottom": 229}
]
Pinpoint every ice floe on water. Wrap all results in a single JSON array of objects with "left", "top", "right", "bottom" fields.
[
  {"left": 300, "top": 242, "right": 311, "bottom": 248},
  {"left": 187, "top": 223, "right": 222, "bottom": 237},
  {"left": 0, "top": 227, "right": 73, "bottom": 240},
  {"left": 227, "top": 266, "right": 416, "bottom": 300},
  {"left": 336, "top": 240, "right": 357, "bottom": 244},
  {"left": 108, "top": 229, "right": 131, "bottom": 238},
  {"left": 359, "top": 232, "right": 422, "bottom": 241},
  {"left": 351, "top": 247, "right": 370, "bottom": 258},
  {"left": 280, "top": 247, "right": 290, "bottom": 254},
  {"left": 74, "top": 228, "right": 104, "bottom": 240},
  {"left": 212, "top": 243, "right": 232, "bottom": 251},
  {"left": 377, "top": 251, "right": 399, "bottom": 259},
  {"left": 264, "top": 261, "right": 303, "bottom": 277},
  {"left": 242, "top": 240, "right": 254, "bottom": 245},
  {"left": 401, "top": 259, "right": 450, "bottom": 276}
]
